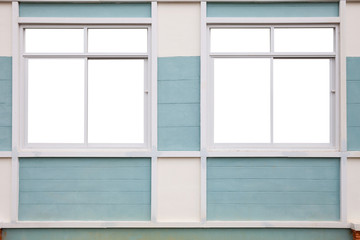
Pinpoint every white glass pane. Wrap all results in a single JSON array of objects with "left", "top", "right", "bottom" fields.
[
  {"left": 28, "top": 59, "right": 85, "bottom": 143},
  {"left": 214, "top": 58, "right": 271, "bottom": 143},
  {"left": 211, "top": 28, "right": 270, "bottom": 53},
  {"left": 25, "top": 29, "right": 84, "bottom": 53},
  {"left": 274, "top": 28, "right": 334, "bottom": 52},
  {"left": 88, "top": 29, "right": 147, "bottom": 53},
  {"left": 273, "top": 59, "right": 330, "bottom": 143},
  {"left": 88, "top": 60, "right": 144, "bottom": 144}
]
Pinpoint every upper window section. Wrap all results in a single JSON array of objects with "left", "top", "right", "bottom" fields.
[
  {"left": 274, "top": 28, "right": 334, "bottom": 52},
  {"left": 211, "top": 28, "right": 270, "bottom": 53},
  {"left": 88, "top": 29, "right": 147, "bottom": 53},
  {"left": 210, "top": 27, "right": 334, "bottom": 53},
  {"left": 23, "top": 27, "right": 149, "bottom": 148},
  {"left": 25, "top": 29, "right": 84, "bottom": 53}
]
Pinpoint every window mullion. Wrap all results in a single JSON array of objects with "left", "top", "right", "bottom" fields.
[
  {"left": 270, "top": 57, "right": 274, "bottom": 144},
  {"left": 84, "top": 57, "right": 89, "bottom": 146}
]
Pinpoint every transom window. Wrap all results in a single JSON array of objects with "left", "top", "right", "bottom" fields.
[
  {"left": 209, "top": 26, "right": 337, "bottom": 148},
  {"left": 22, "top": 26, "right": 150, "bottom": 148}
]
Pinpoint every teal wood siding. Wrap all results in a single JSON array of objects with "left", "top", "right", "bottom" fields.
[
  {"left": 19, "top": 3, "right": 151, "bottom": 18},
  {"left": 347, "top": 57, "right": 360, "bottom": 150},
  {"left": 158, "top": 56, "right": 200, "bottom": 151},
  {"left": 19, "top": 158, "right": 151, "bottom": 221},
  {"left": 207, "top": 2, "right": 339, "bottom": 18},
  {"left": 0, "top": 57, "right": 12, "bottom": 151},
  {"left": 207, "top": 158, "right": 340, "bottom": 221},
  {"left": 3, "top": 228, "right": 352, "bottom": 240}
]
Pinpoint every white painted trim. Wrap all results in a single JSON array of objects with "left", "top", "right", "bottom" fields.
[
  {"left": 200, "top": 2, "right": 207, "bottom": 223},
  {"left": 0, "top": 221, "right": 351, "bottom": 229},
  {"left": 200, "top": 1, "right": 207, "bottom": 152},
  {"left": 340, "top": 156, "right": 347, "bottom": 222},
  {"left": 151, "top": 1, "right": 157, "bottom": 152},
  {"left": 0, "top": 152, "right": 12, "bottom": 158},
  {"left": 206, "top": 151, "right": 343, "bottom": 158},
  {"left": 352, "top": 223, "right": 360, "bottom": 231},
  {"left": 200, "top": 156, "right": 206, "bottom": 223},
  {"left": 339, "top": 0, "right": 347, "bottom": 152},
  {"left": 11, "top": 1, "right": 20, "bottom": 224},
  {"left": 4, "top": 0, "right": 341, "bottom": 2},
  {"left": 346, "top": 152, "right": 360, "bottom": 158},
  {"left": 18, "top": 18, "right": 152, "bottom": 24},
  {"left": 207, "top": 17, "right": 341, "bottom": 24},
  {"left": 15, "top": 150, "right": 347, "bottom": 158}
]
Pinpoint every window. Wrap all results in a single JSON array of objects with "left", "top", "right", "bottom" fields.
[
  {"left": 209, "top": 26, "right": 337, "bottom": 148},
  {"left": 22, "top": 27, "right": 150, "bottom": 148}
]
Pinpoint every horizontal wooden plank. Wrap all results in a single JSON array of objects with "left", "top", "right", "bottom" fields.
[
  {"left": 158, "top": 56, "right": 200, "bottom": 81},
  {"left": 19, "top": 204, "right": 151, "bottom": 221},
  {"left": 20, "top": 167, "right": 150, "bottom": 180},
  {"left": 207, "top": 179, "right": 339, "bottom": 192},
  {"left": 207, "top": 158, "right": 340, "bottom": 167},
  {"left": 158, "top": 80, "right": 200, "bottom": 104},
  {"left": 158, "top": 103, "right": 200, "bottom": 127},
  {"left": 20, "top": 191, "right": 150, "bottom": 204},
  {"left": 158, "top": 126, "right": 200, "bottom": 151},
  {"left": 20, "top": 157, "right": 150, "bottom": 167},
  {"left": 207, "top": 166, "right": 339, "bottom": 180},
  {"left": 20, "top": 179, "right": 150, "bottom": 192},
  {"left": 207, "top": 204, "right": 339, "bottom": 221},
  {"left": 207, "top": 191, "right": 339, "bottom": 205}
]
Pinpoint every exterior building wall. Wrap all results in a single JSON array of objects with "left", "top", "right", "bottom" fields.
[{"left": 0, "top": 1, "right": 359, "bottom": 240}]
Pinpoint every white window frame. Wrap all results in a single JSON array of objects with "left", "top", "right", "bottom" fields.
[
  {"left": 19, "top": 24, "right": 152, "bottom": 150},
  {"left": 207, "top": 24, "right": 339, "bottom": 151}
]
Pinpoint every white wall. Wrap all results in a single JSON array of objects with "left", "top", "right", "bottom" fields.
[
  {"left": 158, "top": 3, "right": 200, "bottom": 57},
  {"left": 346, "top": 3, "right": 360, "bottom": 56},
  {"left": 347, "top": 158, "right": 360, "bottom": 223},
  {"left": 0, "top": 3, "right": 12, "bottom": 57},
  {"left": 0, "top": 158, "right": 12, "bottom": 222},
  {"left": 157, "top": 158, "right": 201, "bottom": 222}
]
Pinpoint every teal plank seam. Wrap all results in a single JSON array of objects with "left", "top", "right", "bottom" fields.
[
  {"left": 19, "top": 3, "right": 151, "bottom": 18},
  {"left": 207, "top": 2, "right": 339, "bottom": 18},
  {"left": 158, "top": 56, "right": 200, "bottom": 151},
  {"left": 347, "top": 57, "right": 360, "bottom": 150},
  {"left": 19, "top": 158, "right": 151, "bottom": 221},
  {"left": 0, "top": 57, "right": 12, "bottom": 151},
  {"left": 207, "top": 158, "right": 340, "bottom": 221}
]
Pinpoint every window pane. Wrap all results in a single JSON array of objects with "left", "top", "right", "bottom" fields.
[
  {"left": 274, "top": 28, "right": 334, "bottom": 52},
  {"left": 25, "top": 29, "right": 84, "bottom": 53},
  {"left": 88, "top": 29, "right": 147, "bottom": 53},
  {"left": 273, "top": 59, "right": 330, "bottom": 143},
  {"left": 211, "top": 28, "right": 270, "bottom": 53},
  {"left": 28, "top": 59, "right": 85, "bottom": 143},
  {"left": 214, "top": 58, "right": 271, "bottom": 143},
  {"left": 88, "top": 60, "right": 145, "bottom": 144}
]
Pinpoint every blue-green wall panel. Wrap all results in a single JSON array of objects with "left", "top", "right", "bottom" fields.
[
  {"left": 2, "top": 229, "right": 352, "bottom": 240},
  {"left": 158, "top": 126, "right": 200, "bottom": 151},
  {"left": 19, "top": 3, "right": 151, "bottom": 18},
  {"left": 19, "top": 158, "right": 151, "bottom": 221},
  {"left": 347, "top": 57, "right": 360, "bottom": 150},
  {"left": 207, "top": 158, "right": 340, "bottom": 221},
  {"left": 158, "top": 80, "right": 200, "bottom": 104},
  {"left": 207, "top": 2, "right": 339, "bottom": 18},
  {"left": 158, "top": 103, "right": 200, "bottom": 127},
  {"left": 158, "top": 56, "right": 200, "bottom": 151},
  {"left": 158, "top": 57, "right": 200, "bottom": 81},
  {"left": 0, "top": 57, "right": 12, "bottom": 151}
]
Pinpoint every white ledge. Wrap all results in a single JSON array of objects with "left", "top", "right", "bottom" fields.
[{"left": 0, "top": 221, "right": 351, "bottom": 229}]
